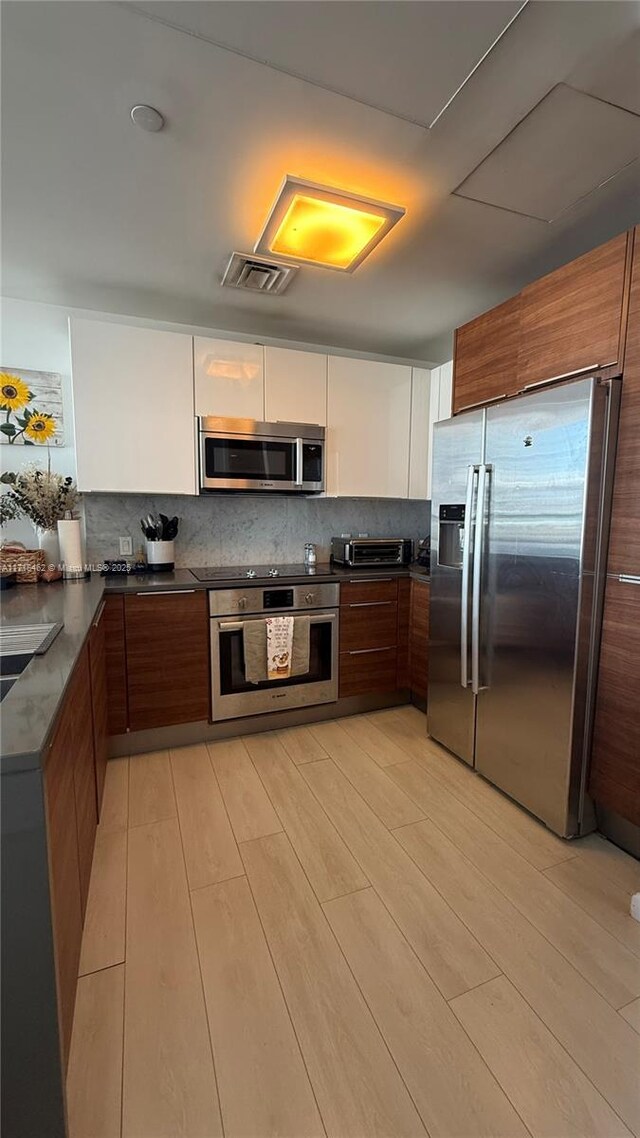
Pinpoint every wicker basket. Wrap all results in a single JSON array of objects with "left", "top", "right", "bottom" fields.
[{"left": 0, "top": 544, "right": 47, "bottom": 583}]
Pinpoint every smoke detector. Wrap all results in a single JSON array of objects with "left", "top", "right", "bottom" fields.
[{"left": 221, "top": 252, "right": 298, "bottom": 295}]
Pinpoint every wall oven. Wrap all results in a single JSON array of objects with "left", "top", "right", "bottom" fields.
[
  {"left": 210, "top": 583, "right": 339, "bottom": 720},
  {"left": 199, "top": 417, "right": 325, "bottom": 493}
]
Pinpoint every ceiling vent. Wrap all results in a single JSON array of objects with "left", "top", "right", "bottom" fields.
[{"left": 221, "top": 252, "right": 299, "bottom": 295}]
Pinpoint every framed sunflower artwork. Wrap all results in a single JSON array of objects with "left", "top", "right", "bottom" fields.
[{"left": 0, "top": 367, "right": 65, "bottom": 446}]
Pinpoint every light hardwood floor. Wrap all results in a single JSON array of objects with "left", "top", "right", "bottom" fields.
[{"left": 68, "top": 707, "right": 640, "bottom": 1138}]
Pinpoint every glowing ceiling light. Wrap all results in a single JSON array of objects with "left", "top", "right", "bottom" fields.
[{"left": 255, "top": 177, "right": 405, "bottom": 272}]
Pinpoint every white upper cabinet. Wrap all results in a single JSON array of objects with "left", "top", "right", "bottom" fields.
[
  {"left": 426, "top": 360, "right": 453, "bottom": 498},
  {"left": 70, "top": 318, "right": 196, "bottom": 495},
  {"left": 194, "top": 337, "right": 264, "bottom": 420},
  {"left": 264, "top": 346, "right": 327, "bottom": 425},
  {"left": 408, "top": 368, "right": 431, "bottom": 500},
  {"left": 327, "top": 356, "right": 412, "bottom": 498}
]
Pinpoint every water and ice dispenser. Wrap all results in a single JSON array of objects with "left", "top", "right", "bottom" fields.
[{"left": 437, "top": 504, "right": 466, "bottom": 569}]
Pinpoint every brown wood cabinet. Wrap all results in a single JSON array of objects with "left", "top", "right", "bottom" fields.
[
  {"left": 453, "top": 295, "right": 521, "bottom": 413},
  {"left": 517, "top": 232, "right": 629, "bottom": 389},
  {"left": 409, "top": 578, "right": 430, "bottom": 703},
  {"left": 43, "top": 644, "right": 97, "bottom": 1067},
  {"left": 589, "top": 577, "right": 640, "bottom": 827},
  {"left": 125, "top": 589, "right": 210, "bottom": 731},
  {"left": 608, "top": 227, "right": 640, "bottom": 576},
  {"left": 88, "top": 601, "right": 108, "bottom": 813},
  {"left": 338, "top": 577, "right": 407, "bottom": 698},
  {"left": 104, "top": 594, "right": 128, "bottom": 735},
  {"left": 397, "top": 578, "right": 411, "bottom": 689}
]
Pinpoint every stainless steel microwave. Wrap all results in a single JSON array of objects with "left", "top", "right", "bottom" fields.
[{"left": 198, "top": 417, "right": 325, "bottom": 493}]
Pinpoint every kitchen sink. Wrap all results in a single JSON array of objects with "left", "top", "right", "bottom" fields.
[{"left": 0, "top": 622, "right": 63, "bottom": 702}]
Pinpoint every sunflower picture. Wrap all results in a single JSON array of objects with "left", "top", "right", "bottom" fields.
[{"left": 0, "top": 367, "right": 64, "bottom": 446}]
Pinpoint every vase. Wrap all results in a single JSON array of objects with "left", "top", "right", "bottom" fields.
[{"left": 36, "top": 527, "right": 60, "bottom": 569}]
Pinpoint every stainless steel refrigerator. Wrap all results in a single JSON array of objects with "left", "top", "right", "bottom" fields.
[{"left": 428, "top": 375, "right": 620, "bottom": 837}]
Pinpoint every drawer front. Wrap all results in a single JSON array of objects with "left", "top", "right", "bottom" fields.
[
  {"left": 339, "top": 647, "right": 398, "bottom": 698},
  {"left": 340, "top": 601, "right": 398, "bottom": 652},
  {"left": 340, "top": 578, "right": 398, "bottom": 605}
]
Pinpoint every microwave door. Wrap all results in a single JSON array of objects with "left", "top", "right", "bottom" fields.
[{"left": 201, "top": 433, "right": 297, "bottom": 490}]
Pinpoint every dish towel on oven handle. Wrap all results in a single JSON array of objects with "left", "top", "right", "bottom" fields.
[{"left": 266, "top": 615, "right": 294, "bottom": 680}]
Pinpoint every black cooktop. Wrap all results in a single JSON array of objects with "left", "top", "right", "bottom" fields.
[{"left": 190, "top": 563, "right": 335, "bottom": 582}]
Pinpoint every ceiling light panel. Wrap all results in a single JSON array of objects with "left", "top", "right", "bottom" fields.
[{"left": 255, "top": 177, "right": 405, "bottom": 272}]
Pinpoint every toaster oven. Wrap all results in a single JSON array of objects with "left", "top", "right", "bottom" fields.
[{"left": 330, "top": 537, "right": 413, "bottom": 568}]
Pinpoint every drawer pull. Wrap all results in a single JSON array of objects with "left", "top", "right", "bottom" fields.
[
  {"left": 348, "top": 577, "right": 393, "bottom": 583},
  {"left": 348, "top": 601, "right": 394, "bottom": 608},
  {"left": 457, "top": 393, "right": 507, "bottom": 411},
  {"left": 347, "top": 646, "right": 395, "bottom": 656},
  {"left": 523, "top": 363, "right": 603, "bottom": 391},
  {"left": 134, "top": 589, "right": 196, "bottom": 596},
  {"left": 618, "top": 574, "right": 640, "bottom": 585},
  {"left": 93, "top": 600, "right": 106, "bottom": 627}
]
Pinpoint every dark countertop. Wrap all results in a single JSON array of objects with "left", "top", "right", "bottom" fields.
[{"left": 1, "top": 562, "right": 429, "bottom": 773}]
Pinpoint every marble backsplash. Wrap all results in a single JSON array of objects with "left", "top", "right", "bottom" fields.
[{"left": 83, "top": 494, "right": 430, "bottom": 568}]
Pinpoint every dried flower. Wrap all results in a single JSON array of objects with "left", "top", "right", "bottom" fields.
[{"left": 0, "top": 462, "right": 79, "bottom": 531}]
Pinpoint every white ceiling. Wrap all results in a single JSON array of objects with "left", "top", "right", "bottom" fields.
[{"left": 2, "top": 0, "right": 639, "bottom": 364}]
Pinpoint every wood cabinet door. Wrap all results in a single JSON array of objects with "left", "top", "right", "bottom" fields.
[
  {"left": 339, "top": 647, "right": 398, "bottom": 699},
  {"left": 608, "top": 228, "right": 640, "bottom": 575},
  {"left": 264, "top": 346, "right": 327, "bottom": 425},
  {"left": 44, "top": 694, "right": 83, "bottom": 1069},
  {"left": 89, "top": 602, "right": 109, "bottom": 814},
  {"left": 589, "top": 577, "right": 640, "bottom": 826},
  {"left": 453, "top": 295, "right": 521, "bottom": 413},
  {"left": 327, "top": 356, "right": 412, "bottom": 497},
  {"left": 340, "top": 600, "right": 399, "bottom": 653},
  {"left": 409, "top": 579, "right": 430, "bottom": 702},
  {"left": 517, "top": 232, "right": 629, "bottom": 389},
  {"left": 125, "top": 590, "right": 210, "bottom": 731},
  {"left": 194, "top": 337, "right": 264, "bottom": 419},
  {"left": 71, "top": 646, "right": 98, "bottom": 916},
  {"left": 397, "top": 578, "right": 411, "bottom": 688},
  {"left": 104, "top": 595, "right": 128, "bottom": 736},
  {"left": 70, "top": 319, "right": 196, "bottom": 494}
]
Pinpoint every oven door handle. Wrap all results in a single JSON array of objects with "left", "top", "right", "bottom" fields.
[{"left": 217, "top": 613, "right": 336, "bottom": 631}]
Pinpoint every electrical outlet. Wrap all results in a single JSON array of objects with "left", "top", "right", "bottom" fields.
[{"left": 119, "top": 536, "right": 133, "bottom": 556}]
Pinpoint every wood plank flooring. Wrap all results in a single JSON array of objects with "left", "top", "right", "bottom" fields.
[{"left": 68, "top": 708, "right": 640, "bottom": 1138}]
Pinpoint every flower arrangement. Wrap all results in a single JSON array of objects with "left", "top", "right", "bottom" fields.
[
  {"left": 1, "top": 372, "right": 57, "bottom": 444},
  {"left": 0, "top": 463, "right": 79, "bottom": 531}
]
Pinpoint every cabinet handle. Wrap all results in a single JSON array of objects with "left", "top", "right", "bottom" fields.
[
  {"left": 348, "top": 601, "right": 394, "bottom": 608},
  {"left": 134, "top": 589, "right": 196, "bottom": 596},
  {"left": 522, "top": 363, "right": 603, "bottom": 391},
  {"left": 93, "top": 600, "right": 106, "bottom": 627},
  {"left": 618, "top": 574, "right": 640, "bottom": 585},
  {"left": 347, "top": 646, "right": 395, "bottom": 655},
  {"left": 457, "top": 393, "right": 507, "bottom": 412},
  {"left": 348, "top": 577, "right": 393, "bottom": 583}
]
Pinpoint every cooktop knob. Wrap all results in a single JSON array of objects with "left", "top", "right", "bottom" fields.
[
  {"left": 246, "top": 569, "right": 256, "bottom": 578},
  {"left": 304, "top": 592, "right": 315, "bottom": 603},
  {"left": 269, "top": 568, "right": 280, "bottom": 577},
  {"left": 237, "top": 597, "right": 247, "bottom": 609}
]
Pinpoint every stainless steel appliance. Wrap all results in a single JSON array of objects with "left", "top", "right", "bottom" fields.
[
  {"left": 331, "top": 537, "right": 413, "bottom": 567},
  {"left": 209, "top": 581, "right": 339, "bottom": 720},
  {"left": 198, "top": 417, "right": 324, "bottom": 493},
  {"left": 429, "top": 375, "right": 620, "bottom": 837}
]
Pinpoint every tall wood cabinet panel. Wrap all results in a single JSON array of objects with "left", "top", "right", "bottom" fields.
[
  {"left": 70, "top": 646, "right": 98, "bottom": 917},
  {"left": 517, "top": 232, "right": 629, "bottom": 388},
  {"left": 194, "top": 337, "right": 264, "bottom": 419},
  {"left": 125, "top": 590, "right": 210, "bottom": 731},
  {"left": 589, "top": 577, "right": 640, "bottom": 826},
  {"left": 104, "top": 595, "right": 128, "bottom": 736},
  {"left": 409, "top": 577, "right": 430, "bottom": 703},
  {"left": 453, "top": 295, "right": 521, "bottom": 413},
  {"left": 88, "top": 602, "right": 109, "bottom": 813},
  {"left": 264, "top": 346, "right": 327, "bottom": 425},
  {"left": 608, "top": 228, "right": 640, "bottom": 575},
  {"left": 70, "top": 319, "right": 196, "bottom": 494},
  {"left": 327, "top": 356, "right": 412, "bottom": 497}
]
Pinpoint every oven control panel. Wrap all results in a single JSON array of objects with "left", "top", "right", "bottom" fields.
[{"left": 209, "top": 582, "right": 339, "bottom": 618}]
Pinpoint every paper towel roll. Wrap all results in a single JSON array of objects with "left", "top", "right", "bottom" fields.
[{"left": 57, "top": 518, "right": 86, "bottom": 579}]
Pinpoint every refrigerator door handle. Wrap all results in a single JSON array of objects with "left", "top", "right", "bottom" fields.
[
  {"left": 471, "top": 463, "right": 490, "bottom": 695},
  {"left": 460, "top": 464, "right": 477, "bottom": 689}
]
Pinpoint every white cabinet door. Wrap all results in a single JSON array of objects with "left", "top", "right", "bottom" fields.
[
  {"left": 327, "top": 356, "right": 412, "bottom": 497},
  {"left": 194, "top": 337, "right": 264, "bottom": 419},
  {"left": 264, "top": 346, "right": 327, "bottom": 425},
  {"left": 408, "top": 367, "right": 431, "bottom": 500},
  {"left": 70, "top": 319, "right": 196, "bottom": 494},
  {"left": 426, "top": 360, "right": 453, "bottom": 499}
]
